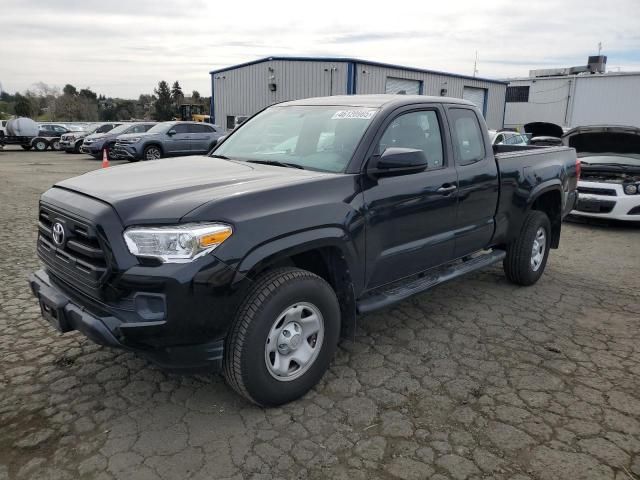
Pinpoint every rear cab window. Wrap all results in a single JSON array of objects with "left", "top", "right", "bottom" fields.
[{"left": 449, "top": 108, "right": 485, "bottom": 165}]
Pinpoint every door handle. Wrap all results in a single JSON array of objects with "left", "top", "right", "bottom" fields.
[{"left": 437, "top": 184, "right": 457, "bottom": 195}]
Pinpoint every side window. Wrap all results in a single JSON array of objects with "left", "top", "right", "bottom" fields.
[
  {"left": 190, "top": 124, "right": 214, "bottom": 133},
  {"left": 173, "top": 124, "right": 190, "bottom": 134},
  {"left": 449, "top": 108, "right": 485, "bottom": 165},
  {"left": 378, "top": 110, "right": 444, "bottom": 169}
]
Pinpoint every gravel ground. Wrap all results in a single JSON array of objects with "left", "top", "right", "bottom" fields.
[{"left": 1, "top": 146, "right": 639, "bottom": 480}]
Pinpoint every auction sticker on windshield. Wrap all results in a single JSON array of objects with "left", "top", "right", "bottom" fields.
[{"left": 331, "top": 110, "right": 377, "bottom": 120}]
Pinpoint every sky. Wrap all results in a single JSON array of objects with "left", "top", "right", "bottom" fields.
[{"left": 1, "top": 0, "right": 639, "bottom": 99}]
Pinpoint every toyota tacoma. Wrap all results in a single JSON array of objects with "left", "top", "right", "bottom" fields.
[{"left": 29, "top": 95, "right": 579, "bottom": 406}]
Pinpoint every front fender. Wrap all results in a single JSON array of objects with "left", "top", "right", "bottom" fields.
[{"left": 233, "top": 227, "right": 362, "bottom": 291}]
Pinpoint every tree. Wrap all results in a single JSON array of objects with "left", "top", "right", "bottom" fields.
[
  {"left": 171, "top": 81, "right": 183, "bottom": 104},
  {"left": 14, "top": 94, "right": 33, "bottom": 117},
  {"left": 79, "top": 88, "right": 97, "bottom": 102},
  {"left": 63, "top": 84, "right": 78, "bottom": 96},
  {"left": 154, "top": 81, "right": 173, "bottom": 121},
  {"left": 192, "top": 90, "right": 200, "bottom": 101}
]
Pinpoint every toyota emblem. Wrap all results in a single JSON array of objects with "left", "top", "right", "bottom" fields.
[{"left": 52, "top": 222, "right": 65, "bottom": 246}]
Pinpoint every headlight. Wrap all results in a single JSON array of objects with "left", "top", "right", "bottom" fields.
[
  {"left": 123, "top": 223, "right": 232, "bottom": 263},
  {"left": 122, "top": 137, "right": 141, "bottom": 143},
  {"left": 624, "top": 184, "right": 638, "bottom": 195}
]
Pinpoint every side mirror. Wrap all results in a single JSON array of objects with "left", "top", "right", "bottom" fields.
[
  {"left": 167, "top": 129, "right": 176, "bottom": 136},
  {"left": 368, "top": 147, "right": 428, "bottom": 177}
]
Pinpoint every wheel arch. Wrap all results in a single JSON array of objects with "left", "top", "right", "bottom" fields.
[
  {"left": 527, "top": 182, "right": 563, "bottom": 248},
  {"left": 234, "top": 229, "right": 359, "bottom": 338}
]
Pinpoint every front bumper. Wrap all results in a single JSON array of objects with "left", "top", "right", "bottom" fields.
[
  {"left": 111, "top": 144, "right": 139, "bottom": 160},
  {"left": 572, "top": 180, "right": 640, "bottom": 221},
  {"left": 80, "top": 143, "right": 102, "bottom": 155},
  {"left": 59, "top": 139, "right": 76, "bottom": 150},
  {"left": 29, "top": 269, "right": 227, "bottom": 371}
]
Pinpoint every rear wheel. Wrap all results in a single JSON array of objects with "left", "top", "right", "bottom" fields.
[
  {"left": 50, "top": 139, "right": 61, "bottom": 151},
  {"left": 224, "top": 268, "right": 340, "bottom": 406},
  {"left": 33, "top": 139, "right": 48, "bottom": 152},
  {"left": 143, "top": 145, "right": 162, "bottom": 160},
  {"left": 503, "top": 210, "right": 551, "bottom": 286}
]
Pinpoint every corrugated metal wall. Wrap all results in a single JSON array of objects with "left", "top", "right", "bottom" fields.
[
  {"left": 212, "top": 59, "right": 506, "bottom": 130},
  {"left": 503, "top": 78, "right": 573, "bottom": 129},
  {"left": 213, "top": 60, "right": 348, "bottom": 128},
  {"left": 355, "top": 63, "right": 506, "bottom": 129},
  {"left": 570, "top": 74, "right": 640, "bottom": 127}
]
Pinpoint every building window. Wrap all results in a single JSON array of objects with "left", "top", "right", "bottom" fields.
[
  {"left": 226, "top": 116, "right": 236, "bottom": 130},
  {"left": 506, "top": 86, "right": 530, "bottom": 103}
]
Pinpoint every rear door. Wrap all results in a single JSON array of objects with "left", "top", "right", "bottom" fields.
[
  {"left": 164, "top": 124, "right": 191, "bottom": 154},
  {"left": 189, "top": 124, "right": 215, "bottom": 152},
  {"left": 447, "top": 107, "right": 499, "bottom": 257},
  {"left": 363, "top": 106, "right": 459, "bottom": 289}
]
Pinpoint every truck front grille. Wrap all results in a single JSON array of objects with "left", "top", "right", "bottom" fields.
[
  {"left": 37, "top": 205, "right": 109, "bottom": 299},
  {"left": 577, "top": 186, "right": 617, "bottom": 197}
]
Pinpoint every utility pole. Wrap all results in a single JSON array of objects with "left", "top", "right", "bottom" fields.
[
  {"left": 598, "top": 42, "right": 602, "bottom": 56},
  {"left": 473, "top": 51, "right": 479, "bottom": 77}
]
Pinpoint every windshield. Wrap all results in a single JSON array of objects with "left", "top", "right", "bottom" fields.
[
  {"left": 146, "top": 122, "right": 174, "bottom": 134},
  {"left": 213, "top": 106, "right": 378, "bottom": 172},
  {"left": 106, "top": 124, "right": 132, "bottom": 135}
]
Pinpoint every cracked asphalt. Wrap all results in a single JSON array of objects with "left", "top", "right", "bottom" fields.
[{"left": 1, "top": 146, "right": 639, "bottom": 480}]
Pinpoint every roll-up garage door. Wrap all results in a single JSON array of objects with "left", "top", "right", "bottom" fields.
[
  {"left": 463, "top": 87, "right": 487, "bottom": 116},
  {"left": 385, "top": 77, "right": 421, "bottom": 95}
]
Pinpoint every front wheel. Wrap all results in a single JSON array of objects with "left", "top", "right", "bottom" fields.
[
  {"left": 503, "top": 210, "right": 551, "bottom": 286},
  {"left": 143, "top": 145, "right": 162, "bottom": 160},
  {"left": 224, "top": 268, "right": 340, "bottom": 406}
]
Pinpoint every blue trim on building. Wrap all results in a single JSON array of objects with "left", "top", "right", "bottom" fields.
[
  {"left": 210, "top": 75, "right": 215, "bottom": 124},
  {"left": 209, "top": 56, "right": 508, "bottom": 85},
  {"left": 482, "top": 88, "right": 488, "bottom": 117},
  {"left": 346, "top": 62, "right": 355, "bottom": 94}
]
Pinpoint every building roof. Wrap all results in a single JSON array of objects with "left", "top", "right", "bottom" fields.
[
  {"left": 506, "top": 71, "right": 640, "bottom": 82},
  {"left": 210, "top": 56, "right": 508, "bottom": 85},
  {"left": 278, "top": 94, "right": 475, "bottom": 108}
]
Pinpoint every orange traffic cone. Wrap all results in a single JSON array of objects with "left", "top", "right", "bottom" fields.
[{"left": 101, "top": 148, "right": 110, "bottom": 168}]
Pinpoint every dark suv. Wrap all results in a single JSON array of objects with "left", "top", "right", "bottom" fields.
[{"left": 111, "top": 121, "right": 224, "bottom": 161}]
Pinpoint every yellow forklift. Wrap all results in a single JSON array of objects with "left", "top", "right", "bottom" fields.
[{"left": 178, "top": 104, "right": 211, "bottom": 123}]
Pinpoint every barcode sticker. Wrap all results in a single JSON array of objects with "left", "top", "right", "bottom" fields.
[{"left": 331, "top": 110, "right": 377, "bottom": 120}]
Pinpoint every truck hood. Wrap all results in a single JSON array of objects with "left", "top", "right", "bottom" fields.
[{"left": 54, "top": 156, "right": 332, "bottom": 224}]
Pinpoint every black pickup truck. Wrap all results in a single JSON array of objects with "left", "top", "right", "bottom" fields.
[{"left": 29, "top": 95, "right": 578, "bottom": 406}]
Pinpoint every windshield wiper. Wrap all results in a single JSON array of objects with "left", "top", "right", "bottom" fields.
[
  {"left": 210, "top": 154, "right": 231, "bottom": 160},
  {"left": 246, "top": 159, "right": 305, "bottom": 170}
]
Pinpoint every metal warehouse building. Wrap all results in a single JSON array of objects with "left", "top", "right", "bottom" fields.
[
  {"left": 210, "top": 56, "right": 507, "bottom": 130},
  {"left": 504, "top": 56, "right": 640, "bottom": 129}
]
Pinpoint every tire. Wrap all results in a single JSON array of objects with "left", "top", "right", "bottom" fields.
[
  {"left": 143, "top": 145, "right": 162, "bottom": 160},
  {"left": 503, "top": 210, "right": 551, "bottom": 286},
  {"left": 33, "top": 139, "right": 48, "bottom": 152},
  {"left": 21, "top": 145, "right": 32, "bottom": 151},
  {"left": 224, "top": 268, "right": 340, "bottom": 406},
  {"left": 50, "top": 139, "right": 61, "bottom": 151},
  {"left": 74, "top": 141, "right": 83, "bottom": 153}
]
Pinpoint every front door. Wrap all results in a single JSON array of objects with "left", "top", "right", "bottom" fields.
[
  {"left": 165, "top": 124, "right": 191, "bottom": 154},
  {"left": 363, "top": 107, "right": 459, "bottom": 289}
]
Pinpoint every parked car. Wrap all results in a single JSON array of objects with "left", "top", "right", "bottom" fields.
[
  {"left": 60, "top": 123, "right": 121, "bottom": 154},
  {"left": 37, "top": 124, "right": 70, "bottom": 150},
  {"left": 111, "top": 121, "right": 224, "bottom": 161},
  {"left": 29, "top": 95, "right": 578, "bottom": 406},
  {"left": 489, "top": 130, "right": 530, "bottom": 146},
  {"left": 565, "top": 125, "right": 640, "bottom": 221},
  {"left": 81, "top": 122, "right": 156, "bottom": 158}
]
